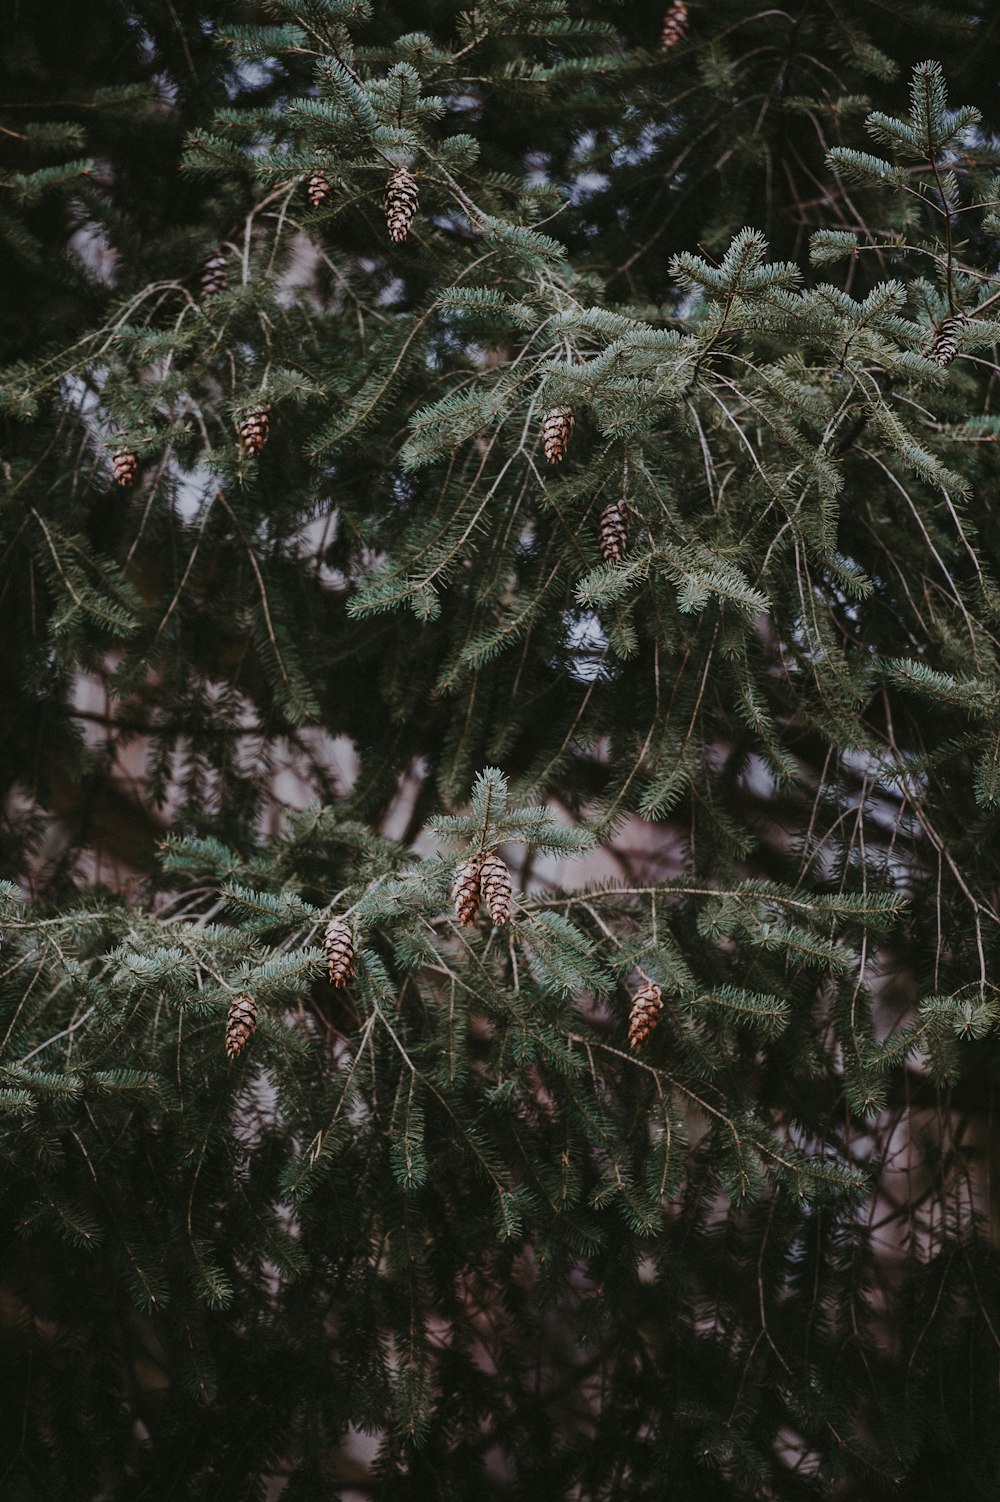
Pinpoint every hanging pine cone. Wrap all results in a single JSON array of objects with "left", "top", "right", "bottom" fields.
[
  {"left": 599, "top": 500, "right": 628, "bottom": 563},
  {"left": 323, "top": 917, "right": 355, "bottom": 987},
  {"left": 660, "top": 0, "right": 689, "bottom": 48},
  {"left": 542, "top": 407, "right": 574, "bottom": 464},
  {"left": 112, "top": 447, "right": 138, "bottom": 488},
  {"left": 628, "top": 983, "right": 663, "bottom": 1051},
  {"left": 452, "top": 859, "right": 481, "bottom": 926},
  {"left": 480, "top": 853, "right": 513, "bottom": 927},
  {"left": 201, "top": 249, "right": 228, "bottom": 298},
  {"left": 238, "top": 405, "right": 271, "bottom": 457},
  {"left": 225, "top": 992, "right": 258, "bottom": 1059},
  {"left": 385, "top": 166, "right": 420, "bottom": 244},
  {"left": 928, "top": 312, "right": 967, "bottom": 367},
  {"left": 306, "top": 171, "right": 333, "bottom": 208}
]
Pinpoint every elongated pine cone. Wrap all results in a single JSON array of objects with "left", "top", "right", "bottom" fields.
[
  {"left": 239, "top": 405, "right": 271, "bottom": 456},
  {"left": 452, "top": 860, "right": 481, "bottom": 926},
  {"left": 480, "top": 852, "right": 513, "bottom": 926},
  {"left": 385, "top": 166, "right": 419, "bottom": 244},
  {"left": 660, "top": 0, "right": 688, "bottom": 47},
  {"left": 599, "top": 500, "right": 628, "bottom": 563},
  {"left": 628, "top": 983, "right": 663, "bottom": 1051},
  {"left": 928, "top": 313, "right": 967, "bottom": 367},
  {"left": 323, "top": 917, "right": 355, "bottom": 987},
  {"left": 112, "top": 447, "right": 138, "bottom": 488},
  {"left": 200, "top": 249, "right": 228, "bottom": 298},
  {"left": 542, "top": 407, "right": 574, "bottom": 464},
  {"left": 306, "top": 171, "right": 333, "bottom": 208},
  {"left": 225, "top": 992, "right": 258, "bottom": 1059}
]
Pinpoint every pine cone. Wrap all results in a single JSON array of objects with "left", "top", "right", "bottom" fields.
[
  {"left": 200, "top": 249, "right": 228, "bottom": 298},
  {"left": 112, "top": 447, "right": 138, "bottom": 488},
  {"left": 542, "top": 407, "right": 574, "bottom": 464},
  {"left": 660, "top": 0, "right": 688, "bottom": 48},
  {"left": 225, "top": 992, "right": 258, "bottom": 1059},
  {"left": 480, "top": 852, "right": 513, "bottom": 927},
  {"left": 306, "top": 171, "right": 333, "bottom": 208},
  {"left": 599, "top": 500, "right": 628, "bottom": 563},
  {"left": 238, "top": 405, "right": 271, "bottom": 457},
  {"left": 323, "top": 917, "right": 355, "bottom": 987},
  {"left": 385, "top": 166, "right": 420, "bottom": 244},
  {"left": 929, "top": 313, "right": 967, "bottom": 367},
  {"left": 628, "top": 983, "right": 663, "bottom": 1051},
  {"left": 452, "top": 859, "right": 481, "bottom": 926}
]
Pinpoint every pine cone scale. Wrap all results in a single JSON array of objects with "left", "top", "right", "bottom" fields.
[
  {"left": 323, "top": 917, "right": 355, "bottom": 987},
  {"left": 385, "top": 166, "right": 419, "bottom": 243},
  {"left": 628, "top": 983, "right": 663, "bottom": 1050},
  {"left": 225, "top": 992, "right": 258, "bottom": 1059}
]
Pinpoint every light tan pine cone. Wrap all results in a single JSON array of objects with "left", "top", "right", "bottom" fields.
[
  {"left": 225, "top": 992, "right": 258, "bottom": 1059},
  {"left": 480, "top": 852, "right": 513, "bottom": 926},
  {"left": 452, "top": 860, "right": 481, "bottom": 926},
  {"left": 385, "top": 166, "right": 420, "bottom": 244},
  {"left": 323, "top": 917, "right": 355, "bottom": 987},
  {"left": 628, "top": 983, "right": 663, "bottom": 1051},
  {"left": 542, "top": 407, "right": 574, "bottom": 464},
  {"left": 306, "top": 171, "right": 333, "bottom": 208},
  {"left": 598, "top": 500, "right": 628, "bottom": 563}
]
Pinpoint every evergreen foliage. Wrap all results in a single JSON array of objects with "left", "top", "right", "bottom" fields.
[{"left": 2, "top": 1, "right": 1000, "bottom": 1495}]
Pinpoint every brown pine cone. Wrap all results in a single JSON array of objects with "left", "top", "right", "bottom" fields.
[
  {"left": 225, "top": 992, "right": 258, "bottom": 1059},
  {"left": 928, "top": 313, "right": 967, "bottom": 367},
  {"left": 238, "top": 405, "right": 271, "bottom": 456},
  {"left": 323, "top": 917, "right": 355, "bottom": 987},
  {"left": 452, "top": 860, "right": 481, "bottom": 926},
  {"left": 660, "top": 0, "right": 688, "bottom": 48},
  {"left": 200, "top": 249, "right": 228, "bottom": 298},
  {"left": 306, "top": 171, "right": 333, "bottom": 208},
  {"left": 479, "top": 852, "right": 513, "bottom": 926},
  {"left": 112, "top": 448, "right": 139, "bottom": 488},
  {"left": 385, "top": 166, "right": 420, "bottom": 244},
  {"left": 598, "top": 500, "right": 628, "bottom": 563},
  {"left": 628, "top": 983, "right": 663, "bottom": 1051},
  {"left": 541, "top": 407, "right": 574, "bottom": 464}
]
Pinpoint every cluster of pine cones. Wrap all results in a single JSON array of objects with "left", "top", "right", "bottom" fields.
[{"left": 452, "top": 852, "right": 514, "bottom": 927}]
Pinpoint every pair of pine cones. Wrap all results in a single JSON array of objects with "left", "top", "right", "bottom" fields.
[
  {"left": 224, "top": 915, "right": 355, "bottom": 1058},
  {"left": 452, "top": 853, "right": 513, "bottom": 927}
]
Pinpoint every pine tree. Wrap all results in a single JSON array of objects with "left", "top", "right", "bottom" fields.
[{"left": 2, "top": 3, "right": 1000, "bottom": 1497}]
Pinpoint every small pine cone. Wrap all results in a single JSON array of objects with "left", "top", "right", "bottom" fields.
[
  {"left": 112, "top": 447, "right": 138, "bottom": 488},
  {"left": 238, "top": 405, "right": 271, "bottom": 457},
  {"left": 323, "top": 917, "right": 355, "bottom": 988},
  {"left": 479, "top": 852, "right": 513, "bottom": 927},
  {"left": 385, "top": 166, "right": 420, "bottom": 244},
  {"left": 306, "top": 171, "right": 333, "bottom": 208},
  {"left": 628, "top": 983, "right": 663, "bottom": 1051},
  {"left": 225, "top": 992, "right": 258, "bottom": 1059},
  {"left": 929, "top": 313, "right": 967, "bottom": 367},
  {"left": 660, "top": 0, "right": 688, "bottom": 48},
  {"left": 452, "top": 860, "right": 481, "bottom": 926},
  {"left": 598, "top": 500, "right": 628, "bottom": 563},
  {"left": 201, "top": 249, "right": 228, "bottom": 298},
  {"left": 542, "top": 407, "right": 574, "bottom": 464}
]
